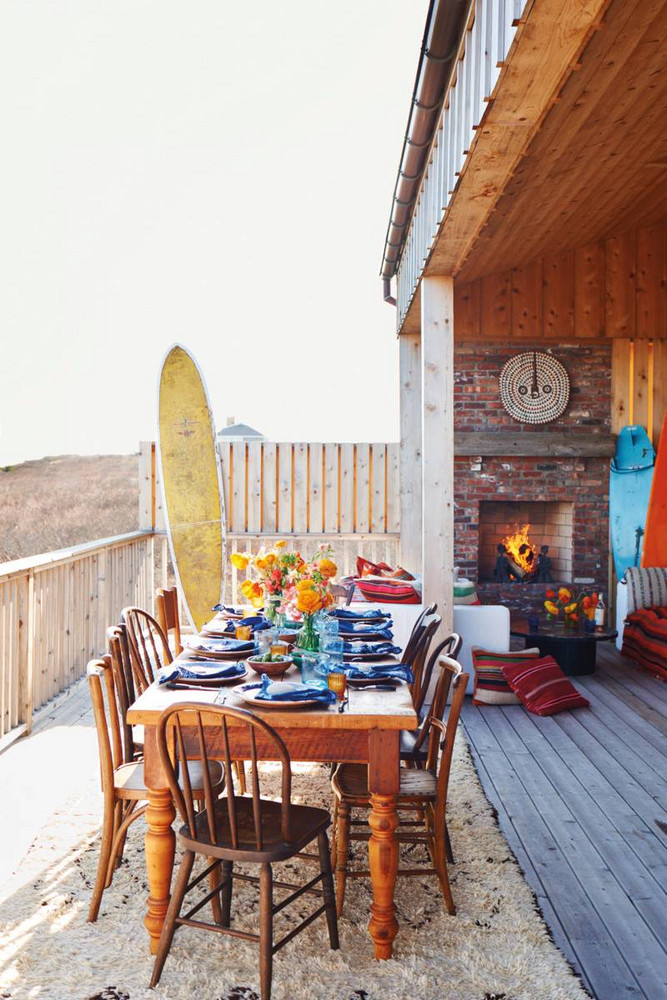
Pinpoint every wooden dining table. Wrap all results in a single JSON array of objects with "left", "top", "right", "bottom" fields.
[{"left": 127, "top": 602, "right": 421, "bottom": 960}]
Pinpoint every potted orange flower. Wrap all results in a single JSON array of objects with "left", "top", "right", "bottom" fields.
[{"left": 543, "top": 587, "right": 598, "bottom": 624}]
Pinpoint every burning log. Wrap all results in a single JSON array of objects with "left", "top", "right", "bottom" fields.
[{"left": 502, "top": 525, "right": 537, "bottom": 582}]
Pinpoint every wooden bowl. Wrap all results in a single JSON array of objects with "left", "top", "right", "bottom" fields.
[{"left": 247, "top": 655, "right": 293, "bottom": 677}]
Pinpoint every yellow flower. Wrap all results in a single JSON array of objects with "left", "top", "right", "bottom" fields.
[
  {"left": 296, "top": 578, "right": 316, "bottom": 591},
  {"left": 318, "top": 557, "right": 337, "bottom": 579},
  {"left": 544, "top": 600, "right": 560, "bottom": 615},
  {"left": 274, "top": 540, "right": 287, "bottom": 549},
  {"left": 265, "top": 553, "right": 276, "bottom": 566},
  {"left": 558, "top": 587, "right": 572, "bottom": 603},
  {"left": 255, "top": 556, "right": 268, "bottom": 571},
  {"left": 231, "top": 552, "right": 249, "bottom": 570},
  {"left": 296, "top": 588, "right": 323, "bottom": 615},
  {"left": 564, "top": 602, "right": 578, "bottom": 614},
  {"left": 241, "top": 579, "right": 255, "bottom": 598}
]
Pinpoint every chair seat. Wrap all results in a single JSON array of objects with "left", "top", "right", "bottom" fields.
[
  {"left": 399, "top": 729, "right": 427, "bottom": 764},
  {"left": 114, "top": 759, "right": 224, "bottom": 800},
  {"left": 332, "top": 763, "right": 437, "bottom": 805},
  {"left": 179, "top": 797, "right": 331, "bottom": 862}
]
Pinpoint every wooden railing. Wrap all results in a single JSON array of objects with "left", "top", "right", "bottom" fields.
[
  {"left": 140, "top": 440, "right": 400, "bottom": 535},
  {"left": 0, "top": 531, "right": 155, "bottom": 745},
  {"left": 396, "top": 0, "right": 525, "bottom": 329}
]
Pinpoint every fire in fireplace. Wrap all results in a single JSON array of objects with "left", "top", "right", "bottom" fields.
[{"left": 478, "top": 501, "right": 574, "bottom": 584}]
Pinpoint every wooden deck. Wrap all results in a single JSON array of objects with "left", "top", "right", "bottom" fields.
[{"left": 461, "top": 645, "right": 667, "bottom": 1000}]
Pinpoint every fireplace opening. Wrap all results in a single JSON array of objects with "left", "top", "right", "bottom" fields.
[{"left": 478, "top": 501, "right": 574, "bottom": 583}]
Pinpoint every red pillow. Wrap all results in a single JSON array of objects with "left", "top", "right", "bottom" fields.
[
  {"left": 500, "top": 655, "right": 590, "bottom": 716},
  {"left": 354, "top": 578, "right": 421, "bottom": 604}
]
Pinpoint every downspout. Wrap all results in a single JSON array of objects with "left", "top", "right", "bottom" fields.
[{"left": 383, "top": 277, "right": 396, "bottom": 307}]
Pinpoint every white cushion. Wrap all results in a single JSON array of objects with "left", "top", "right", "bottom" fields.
[{"left": 453, "top": 605, "right": 511, "bottom": 694}]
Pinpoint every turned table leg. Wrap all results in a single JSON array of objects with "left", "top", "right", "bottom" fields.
[
  {"left": 143, "top": 727, "right": 176, "bottom": 954},
  {"left": 367, "top": 730, "right": 399, "bottom": 960}
]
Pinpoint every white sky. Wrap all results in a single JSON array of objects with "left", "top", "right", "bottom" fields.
[{"left": 0, "top": 1, "right": 425, "bottom": 465}]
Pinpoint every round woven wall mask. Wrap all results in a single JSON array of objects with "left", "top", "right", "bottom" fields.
[{"left": 499, "top": 351, "right": 570, "bottom": 424}]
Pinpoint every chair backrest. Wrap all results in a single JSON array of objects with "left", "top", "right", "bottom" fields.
[
  {"left": 87, "top": 656, "right": 129, "bottom": 794},
  {"left": 156, "top": 587, "right": 183, "bottom": 655},
  {"left": 411, "top": 646, "right": 463, "bottom": 757},
  {"left": 107, "top": 624, "right": 138, "bottom": 758},
  {"left": 329, "top": 581, "right": 355, "bottom": 607},
  {"left": 427, "top": 662, "right": 469, "bottom": 816},
  {"left": 157, "top": 703, "right": 294, "bottom": 851},
  {"left": 415, "top": 631, "right": 462, "bottom": 714},
  {"left": 121, "top": 606, "right": 173, "bottom": 693},
  {"left": 402, "top": 602, "right": 437, "bottom": 665},
  {"left": 409, "top": 613, "right": 442, "bottom": 713}
]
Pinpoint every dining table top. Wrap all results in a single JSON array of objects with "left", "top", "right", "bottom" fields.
[{"left": 127, "top": 602, "right": 421, "bottom": 732}]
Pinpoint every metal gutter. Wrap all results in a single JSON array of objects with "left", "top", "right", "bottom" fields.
[{"left": 380, "top": 0, "right": 470, "bottom": 291}]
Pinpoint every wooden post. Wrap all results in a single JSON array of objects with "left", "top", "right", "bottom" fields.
[
  {"left": 421, "top": 275, "right": 454, "bottom": 633},
  {"left": 399, "top": 332, "right": 423, "bottom": 575}
]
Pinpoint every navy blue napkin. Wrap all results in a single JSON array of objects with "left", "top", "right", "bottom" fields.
[
  {"left": 240, "top": 675, "right": 336, "bottom": 705},
  {"left": 338, "top": 624, "right": 395, "bottom": 639},
  {"left": 188, "top": 637, "right": 256, "bottom": 653},
  {"left": 158, "top": 661, "right": 247, "bottom": 685},
  {"left": 342, "top": 641, "right": 402, "bottom": 655},
  {"left": 341, "top": 663, "right": 414, "bottom": 683},
  {"left": 212, "top": 604, "right": 245, "bottom": 615},
  {"left": 330, "top": 609, "right": 390, "bottom": 621},
  {"left": 210, "top": 615, "right": 271, "bottom": 635}
]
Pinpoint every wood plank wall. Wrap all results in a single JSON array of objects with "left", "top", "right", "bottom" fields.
[
  {"left": 454, "top": 221, "right": 667, "bottom": 342},
  {"left": 142, "top": 442, "right": 400, "bottom": 536},
  {"left": 454, "top": 220, "right": 667, "bottom": 447}
]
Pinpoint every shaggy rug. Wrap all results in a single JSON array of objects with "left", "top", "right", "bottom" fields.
[{"left": 0, "top": 736, "right": 589, "bottom": 1000}]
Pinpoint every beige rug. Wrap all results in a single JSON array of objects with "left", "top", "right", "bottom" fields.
[{"left": 0, "top": 736, "right": 589, "bottom": 1000}]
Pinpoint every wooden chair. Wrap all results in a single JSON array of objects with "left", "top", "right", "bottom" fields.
[
  {"left": 150, "top": 703, "right": 339, "bottom": 1000},
  {"left": 156, "top": 586, "right": 183, "bottom": 655},
  {"left": 121, "top": 606, "right": 172, "bottom": 694},
  {"left": 401, "top": 601, "right": 437, "bottom": 667},
  {"left": 329, "top": 581, "right": 355, "bottom": 606},
  {"left": 400, "top": 632, "right": 463, "bottom": 766},
  {"left": 330, "top": 659, "right": 468, "bottom": 917},
  {"left": 107, "top": 624, "right": 142, "bottom": 759},
  {"left": 87, "top": 657, "right": 224, "bottom": 922},
  {"left": 408, "top": 613, "right": 442, "bottom": 714}
]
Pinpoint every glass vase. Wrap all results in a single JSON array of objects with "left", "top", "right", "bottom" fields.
[
  {"left": 265, "top": 595, "right": 281, "bottom": 623},
  {"left": 297, "top": 613, "right": 320, "bottom": 652}
]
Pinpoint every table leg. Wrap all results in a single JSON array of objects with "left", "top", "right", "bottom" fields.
[
  {"left": 367, "top": 730, "right": 399, "bottom": 959},
  {"left": 143, "top": 727, "right": 175, "bottom": 955}
]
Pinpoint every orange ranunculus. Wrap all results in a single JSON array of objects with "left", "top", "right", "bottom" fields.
[
  {"left": 590, "top": 593, "right": 598, "bottom": 606},
  {"left": 231, "top": 552, "right": 249, "bottom": 570},
  {"left": 296, "top": 578, "right": 316, "bottom": 591},
  {"left": 558, "top": 587, "right": 572, "bottom": 602},
  {"left": 324, "top": 591, "right": 335, "bottom": 608},
  {"left": 254, "top": 555, "right": 268, "bottom": 571},
  {"left": 274, "top": 539, "right": 287, "bottom": 548},
  {"left": 546, "top": 589, "right": 556, "bottom": 599},
  {"left": 296, "top": 588, "right": 323, "bottom": 615},
  {"left": 568, "top": 613, "right": 579, "bottom": 623},
  {"left": 241, "top": 579, "right": 255, "bottom": 598},
  {"left": 318, "top": 557, "right": 337, "bottom": 579},
  {"left": 585, "top": 608, "right": 595, "bottom": 620},
  {"left": 544, "top": 600, "right": 560, "bottom": 615},
  {"left": 265, "top": 553, "right": 276, "bottom": 566},
  {"left": 581, "top": 596, "right": 592, "bottom": 609}
]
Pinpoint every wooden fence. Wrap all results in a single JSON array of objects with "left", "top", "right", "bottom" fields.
[
  {"left": 139, "top": 440, "right": 400, "bottom": 536},
  {"left": 0, "top": 531, "right": 155, "bottom": 746}
]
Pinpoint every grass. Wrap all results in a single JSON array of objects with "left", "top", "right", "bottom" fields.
[{"left": 0, "top": 454, "right": 139, "bottom": 562}]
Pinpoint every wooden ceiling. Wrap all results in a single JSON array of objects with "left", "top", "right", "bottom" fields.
[{"left": 451, "top": 0, "right": 667, "bottom": 283}]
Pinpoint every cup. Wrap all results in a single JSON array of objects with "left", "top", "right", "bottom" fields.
[
  {"left": 235, "top": 625, "right": 252, "bottom": 640},
  {"left": 301, "top": 653, "right": 328, "bottom": 689},
  {"left": 327, "top": 669, "right": 348, "bottom": 702},
  {"left": 270, "top": 641, "right": 289, "bottom": 657}
]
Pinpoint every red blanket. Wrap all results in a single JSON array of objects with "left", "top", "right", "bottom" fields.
[{"left": 621, "top": 606, "right": 667, "bottom": 680}]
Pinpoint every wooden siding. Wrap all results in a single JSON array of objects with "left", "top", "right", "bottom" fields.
[
  {"left": 454, "top": 222, "right": 667, "bottom": 343},
  {"left": 142, "top": 441, "right": 400, "bottom": 537},
  {"left": 462, "top": 646, "right": 667, "bottom": 1000}
]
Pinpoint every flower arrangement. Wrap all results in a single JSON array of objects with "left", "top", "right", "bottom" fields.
[
  {"left": 543, "top": 587, "right": 599, "bottom": 623},
  {"left": 230, "top": 542, "right": 337, "bottom": 622}
]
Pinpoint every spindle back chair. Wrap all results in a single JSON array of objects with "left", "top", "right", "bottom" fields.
[
  {"left": 331, "top": 659, "right": 468, "bottom": 916},
  {"left": 106, "top": 624, "right": 140, "bottom": 759},
  {"left": 408, "top": 613, "right": 442, "bottom": 714},
  {"left": 156, "top": 586, "right": 183, "bottom": 655},
  {"left": 401, "top": 601, "right": 437, "bottom": 665},
  {"left": 401, "top": 633, "right": 463, "bottom": 765},
  {"left": 150, "top": 703, "right": 339, "bottom": 999},
  {"left": 121, "top": 606, "right": 172, "bottom": 694}
]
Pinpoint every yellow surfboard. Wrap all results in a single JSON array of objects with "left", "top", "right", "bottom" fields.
[{"left": 158, "top": 345, "right": 226, "bottom": 631}]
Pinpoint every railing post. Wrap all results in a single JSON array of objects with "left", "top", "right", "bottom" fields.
[{"left": 20, "top": 569, "right": 35, "bottom": 735}]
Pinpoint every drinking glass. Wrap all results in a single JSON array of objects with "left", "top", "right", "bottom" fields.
[
  {"left": 301, "top": 653, "right": 328, "bottom": 689},
  {"left": 327, "top": 668, "right": 348, "bottom": 702}
]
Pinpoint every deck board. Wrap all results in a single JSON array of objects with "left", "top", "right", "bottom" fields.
[{"left": 462, "top": 645, "right": 667, "bottom": 1000}]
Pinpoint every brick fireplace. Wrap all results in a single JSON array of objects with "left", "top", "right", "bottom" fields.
[{"left": 453, "top": 342, "right": 612, "bottom": 613}]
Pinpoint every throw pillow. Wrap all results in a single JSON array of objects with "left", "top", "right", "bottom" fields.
[
  {"left": 471, "top": 647, "right": 540, "bottom": 706},
  {"left": 625, "top": 567, "right": 667, "bottom": 614},
  {"left": 454, "top": 578, "right": 480, "bottom": 606},
  {"left": 501, "top": 655, "right": 590, "bottom": 716},
  {"left": 354, "top": 577, "right": 421, "bottom": 604}
]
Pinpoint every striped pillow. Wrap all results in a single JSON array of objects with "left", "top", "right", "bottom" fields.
[
  {"left": 625, "top": 567, "right": 667, "bottom": 614},
  {"left": 354, "top": 578, "right": 421, "bottom": 604},
  {"left": 501, "top": 655, "right": 590, "bottom": 716},
  {"left": 472, "top": 647, "right": 540, "bottom": 706}
]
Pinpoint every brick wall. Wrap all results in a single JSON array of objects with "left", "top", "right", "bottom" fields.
[{"left": 453, "top": 342, "right": 612, "bottom": 609}]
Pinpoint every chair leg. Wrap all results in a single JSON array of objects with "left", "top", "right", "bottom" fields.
[
  {"left": 259, "top": 863, "right": 273, "bottom": 1000},
  {"left": 334, "top": 801, "right": 350, "bottom": 918},
  {"left": 220, "top": 860, "right": 233, "bottom": 927},
  {"left": 434, "top": 813, "right": 456, "bottom": 916},
  {"left": 234, "top": 760, "right": 247, "bottom": 794},
  {"left": 150, "top": 850, "right": 195, "bottom": 988},
  {"left": 444, "top": 822, "right": 454, "bottom": 865},
  {"left": 317, "top": 832, "right": 340, "bottom": 950},
  {"left": 88, "top": 798, "right": 116, "bottom": 922},
  {"left": 330, "top": 798, "right": 339, "bottom": 868},
  {"left": 105, "top": 802, "right": 147, "bottom": 887},
  {"left": 208, "top": 859, "right": 224, "bottom": 924}
]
